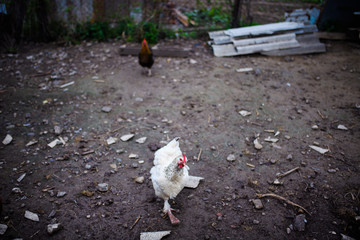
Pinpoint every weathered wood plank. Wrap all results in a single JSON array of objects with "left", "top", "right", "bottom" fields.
[
  {"left": 119, "top": 47, "right": 190, "bottom": 57},
  {"left": 261, "top": 42, "right": 326, "bottom": 56},
  {"left": 235, "top": 38, "right": 300, "bottom": 55},
  {"left": 211, "top": 44, "right": 238, "bottom": 57},
  {"left": 232, "top": 33, "right": 296, "bottom": 47},
  {"left": 224, "top": 22, "right": 304, "bottom": 37},
  {"left": 261, "top": 33, "right": 325, "bottom": 56}
]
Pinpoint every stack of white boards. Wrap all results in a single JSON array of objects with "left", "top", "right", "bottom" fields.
[{"left": 208, "top": 22, "right": 325, "bottom": 57}]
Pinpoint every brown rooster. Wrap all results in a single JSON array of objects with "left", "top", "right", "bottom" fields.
[{"left": 138, "top": 38, "right": 154, "bottom": 76}]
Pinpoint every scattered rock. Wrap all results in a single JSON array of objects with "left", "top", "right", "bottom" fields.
[
  {"left": 148, "top": 143, "right": 160, "bottom": 151},
  {"left": 134, "top": 176, "right": 144, "bottom": 184},
  {"left": 135, "top": 137, "right": 147, "bottom": 144},
  {"left": 226, "top": 154, "right": 236, "bottom": 162},
  {"left": 25, "top": 210, "right": 39, "bottom": 222},
  {"left": 97, "top": 183, "right": 109, "bottom": 192},
  {"left": 17, "top": 173, "right": 26, "bottom": 183},
  {"left": 2, "top": 134, "right": 13, "bottom": 145},
  {"left": 264, "top": 137, "right": 279, "bottom": 143},
  {"left": 250, "top": 199, "right": 263, "bottom": 209},
  {"left": 341, "top": 233, "right": 357, "bottom": 240},
  {"left": 311, "top": 125, "right": 319, "bottom": 130},
  {"left": 12, "top": 187, "right": 22, "bottom": 193},
  {"left": 120, "top": 134, "right": 134, "bottom": 142},
  {"left": 239, "top": 110, "right": 252, "bottom": 117},
  {"left": 26, "top": 139, "right": 38, "bottom": 147},
  {"left": 129, "top": 153, "right": 139, "bottom": 159},
  {"left": 253, "top": 138, "right": 263, "bottom": 150},
  {"left": 54, "top": 126, "right": 63, "bottom": 135},
  {"left": 293, "top": 214, "right": 306, "bottom": 231},
  {"left": 106, "top": 137, "right": 117, "bottom": 145},
  {"left": 337, "top": 124, "right": 348, "bottom": 130},
  {"left": 101, "top": 106, "right": 112, "bottom": 113},
  {"left": 47, "top": 223, "right": 62, "bottom": 235},
  {"left": 140, "top": 231, "right": 171, "bottom": 240},
  {"left": 57, "top": 191, "right": 67, "bottom": 198},
  {"left": 309, "top": 145, "right": 328, "bottom": 154},
  {"left": 0, "top": 224, "right": 8, "bottom": 235},
  {"left": 189, "top": 59, "right": 197, "bottom": 64},
  {"left": 286, "top": 154, "right": 293, "bottom": 161}
]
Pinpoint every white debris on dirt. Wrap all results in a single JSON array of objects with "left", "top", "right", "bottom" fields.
[
  {"left": 121, "top": 134, "right": 134, "bottom": 142},
  {"left": 226, "top": 154, "right": 236, "bottom": 162},
  {"left": 26, "top": 140, "right": 38, "bottom": 147},
  {"left": 101, "top": 106, "right": 112, "bottom": 113},
  {"left": 106, "top": 137, "right": 118, "bottom": 145},
  {"left": 140, "top": 231, "right": 171, "bottom": 240},
  {"left": 48, "top": 139, "right": 61, "bottom": 148},
  {"left": 254, "top": 138, "right": 263, "bottom": 150},
  {"left": 264, "top": 136, "right": 279, "bottom": 143},
  {"left": 337, "top": 124, "right": 348, "bottom": 130},
  {"left": 97, "top": 183, "right": 109, "bottom": 192},
  {"left": 59, "top": 81, "right": 75, "bottom": 88},
  {"left": 129, "top": 153, "right": 139, "bottom": 159},
  {"left": 0, "top": 224, "right": 8, "bottom": 235},
  {"left": 12, "top": 187, "right": 22, "bottom": 193},
  {"left": 239, "top": 110, "right": 252, "bottom": 116},
  {"left": 250, "top": 199, "right": 263, "bottom": 209},
  {"left": 47, "top": 223, "right": 63, "bottom": 235},
  {"left": 134, "top": 176, "right": 144, "bottom": 184},
  {"left": 17, "top": 173, "right": 26, "bottom": 183},
  {"left": 236, "top": 67, "right": 253, "bottom": 73},
  {"left": 135, "top": 137, "right": 147, "bottom": 144},
  {"left": 309, "top": 145, "right": 329, "bottom": 154},
  {"left": 24, "top": 210, "right": 39, "bottom": 222},
  {"left": 2, "top": 134, "right": 13, "bottom": 145}
]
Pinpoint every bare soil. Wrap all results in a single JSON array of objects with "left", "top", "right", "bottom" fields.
[{"left": 1, "top": 3, "right": 360, "bottom": 240}]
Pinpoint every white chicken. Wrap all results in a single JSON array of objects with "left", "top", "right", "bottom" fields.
[{"left": 150, "top": 137, "right": 189, "bottom": 225}]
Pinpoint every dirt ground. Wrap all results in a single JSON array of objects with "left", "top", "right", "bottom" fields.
[{"left": 1, "top": 3, "right": 360, "bottom": 240}]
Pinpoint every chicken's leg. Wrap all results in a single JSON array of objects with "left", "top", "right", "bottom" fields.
[
  {"left": 148, "top": 68, "right": 152, "bottom": 77},
  {"left": 164, "top": 199, "right": 180, "bottom": 225}
]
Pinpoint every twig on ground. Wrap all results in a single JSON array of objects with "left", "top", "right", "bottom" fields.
[
  {"left": 130, "top": 215, "right": 141, "bottom": 230},
  {"left": 256, "top": 193, "right": 311, "bottom": 216},
  {"left": 197, "top": 148, "right": 202, "bottom": 161},
  {"left": 276, "top": 167, "right": 300, "bottom": 179}
]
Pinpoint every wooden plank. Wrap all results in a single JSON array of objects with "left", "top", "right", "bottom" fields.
[
  {"left": 119, "top": 47, "right": 190, "bottom": 57},
  {"left": 261, "top": 42, "right": 326, "bottom": 56},
  {"left": 211, "top": 44, "right": 238, "bottom": 57},
  {"left": 232, "top": 33, "right": 296, "bottom": 47},
  {"left": 224, "top": 22, "right": 304, "bottom": 37},
  {"left": 235, "top": 38, "right": 300, "bottom": 55},
  {"left": 315, "top": 31, "right": 347, "bottom": 40},
  {"left": 261, "top": 33, "right": 325, "bottom": 56}
]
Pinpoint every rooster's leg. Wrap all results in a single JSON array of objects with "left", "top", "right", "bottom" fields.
[
  {"left": 148, "top": 68, "right": 152, "bottom": 77},
  {"left": 164, "top": 200, "right": 180, "bottom": 225}
]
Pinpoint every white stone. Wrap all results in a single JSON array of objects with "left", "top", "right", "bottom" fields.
[
  {"left": 47, "top": 223, "right": 62, "bottom": 235},
  {"left": 309, "top": 145, "right": 328, "bottom": 154},
  {"left": 254, "top": 138, "right": 263, "bottom": 150},
  {"left": 239, "top": 110, "right": 252, "bottom": 117},
  {"left": 129, "top": 153, "right": 139, "bottom": 159},
  {"left": 0, "top": 224, "right": 8, "bottom": 235},
  {"left": 226, "top": 154, "right": 236, "bottom": 162},
  {"left": 337, "top": 124, "right": 348, "bottom": 130},
  {"left": 25, "top": 210, "right": 39, "bottom": 222},
  {"left": 97, "top": 183, "right": 109, "bottom": 192},
  {"left": 120, "top": 134, "right": 134, "bottom": 142},
  {"left": 135, "top": 176, "right": 144, "bottom": 184},
  {"left": 140, "top": 231, "right": 171, "bottom": 240},
  {"left": 106, "top": 137, "right": 117, "bottom": 145},
  {"left": 264, "top": 136, "right": 279, "bottom": 143},
  {"left": 17, "top": 173, "right": 26, "bottom": 183},
  {"left": 135, "top": 137, "right": 147, "bottom": 144},
  {"left": 2, "top": 134, "right": 13, "bottom": 145}
]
